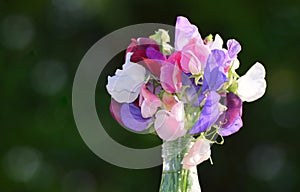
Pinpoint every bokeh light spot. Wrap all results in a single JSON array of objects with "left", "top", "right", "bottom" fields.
[
  {"left": 247, "top": 144, "right": 285, "bottom": 181},
  {"left": 2, "top": 146, "right": 42, "bottom": 183},
  {"left": 31, "top": 59, "right": 67, "bottom": 96},
  {"left": 1, "top": 15, "right": 35, "bottom": 50}
]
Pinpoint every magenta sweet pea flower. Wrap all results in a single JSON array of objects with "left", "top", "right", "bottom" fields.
[
  {"left": 126, "top": 38, "right": 160, "bottom": 63},
  {"left": 218, "top": 92, "right": 243, "bottom": 136}
]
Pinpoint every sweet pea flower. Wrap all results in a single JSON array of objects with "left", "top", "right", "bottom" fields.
[
  {"left": 162, "top": 92, "right": 177, "bottom": 111},
  {"left": 180, "top": 38, "right": 210, "bottom": 75},
  {"left": 175, "top": 16, "right": 202, "bottom": 50},
  {"left": 160, "top": 52, "right": 182, "bottom": 93},
  {"left": 182, "top": 138, "right": 211, "bottom": 170},
  {"left": 236, "top": 62, "right": 267, "bottom": 102},
  {"left": 120, "top": 103, "right": 152, "bottom": 132},
  {"left": 106, "top": 52, "right": 147, "bottom": 103},
  {"left": 154, "top": 102, "right": 187, "bottom": 141},
  {"left": 126, "top": 38, "right": 161, "bottom": 63},
  {"left": 140, "top": 84, "right": 162, "bottom": 118},
  {"left": 202, "top": 51, "right": 228, "bottom": 93},
  {"left": 175, "top": 16, "right": 210, "bottom": 75},
  {"left": 189, "top": 91, "right": 222, "bottom": 134},
  {"left": 218, "top": 92, "right": 243, "bottom": 136}
]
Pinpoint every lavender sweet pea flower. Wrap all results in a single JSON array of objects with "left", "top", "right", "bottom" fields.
[
  {"left": 120, "top": 103, "right": 152, "bottom": 132},
  {"left": 227, "top": 39, "right": 241, "bottom": 59},
  {"left": 218, "top": 92, "right": 243, "bottom": 136},
  {"left": 224, "top": 39, "right": 241, "bottom": 68},
  {"left": 175, "top": 16, "right": 202, "bottom": 50},
  {"left": 202, "top": 50, "right": 227, "bottom": 92},
  {"left": 189, "top": 91, "right": 222, "bottom": 134},
  {"left": 207, "top": 49, "right": 226, "bottom": 68}
]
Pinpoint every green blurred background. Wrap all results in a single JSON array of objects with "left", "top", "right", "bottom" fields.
[{"left": 1, "top": 0, "right": 300, "bottom": 191}]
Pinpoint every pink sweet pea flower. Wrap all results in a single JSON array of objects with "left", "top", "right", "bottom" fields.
[
  {"left": 160, "top": 52, "right": 182, "bottom": 93},
  {"left": 154, "top": 102, "right": 186, "bottom": 141},
  {"left": 180, "top": 38, "right": 210, "bottom": 74},
  {"left": 182, "top": 138, "right": 211, "bottom": 170},
  {"left": 140, "top": 84, "right": 162, "bottom": 118}
]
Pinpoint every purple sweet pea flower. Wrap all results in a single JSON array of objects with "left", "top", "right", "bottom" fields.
[
  {"left": 219, "top": 116, "right": 243, "bottom": 136},
  {"left": 202, "top": 50, "right": 228, "bottom": 93},
  {"left": 120, "top": 103, "right": 152, "bottom": 131},
  {"left": 189, "top": 91, "right": 222, "bottom": 134},
  {"left": 218, "top": 92, "right": 243, "bottom": 136}
]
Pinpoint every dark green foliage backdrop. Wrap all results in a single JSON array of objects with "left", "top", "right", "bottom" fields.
[{"left": 1, "top": 0, "right": 300, "bottom": 191}]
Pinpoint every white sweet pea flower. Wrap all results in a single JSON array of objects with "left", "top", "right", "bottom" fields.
[
  {"left": 106, "top": 52, "right": 147, "bottom": 103},
  {"left": 236, "top": 62, "right": 267, "bottom": 102}
]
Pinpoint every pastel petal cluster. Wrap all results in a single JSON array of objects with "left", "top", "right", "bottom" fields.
[{"left": 106, "top": 16, "right": 267, "bottom": 169}]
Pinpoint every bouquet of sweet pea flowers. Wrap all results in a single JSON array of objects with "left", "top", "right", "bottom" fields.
[{"left": 106, "top": 16, "right": 266, "bottom": 191}]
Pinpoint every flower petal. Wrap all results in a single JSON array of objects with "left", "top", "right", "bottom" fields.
[
  {"left": 210, "top": 34, "right": 223, "bottom": 50},
  {"left": 189, "top": 91, "right": 221, "bottom": 134},
  {"left": 109, "top": 99, "right": 123, "bottom": 125},
  {"left": 175, "top": 16, "right": 202, "bottom": 50},
  {"left": 120, "top": 103, "right": 152, "bottom": 131},
  {"left": 140, "top": 84, "right": 162, "bottom": 118},
  {"left": 219, "top": 116, "right": 243, "bottom": 136},
  {"left": 154, "top": 102, "right": 186, "bottom": 141},
  {"left": 106, "top": 52, "right": 146, "bottom": 103},
  {"left": 202, "top": 65, "right": 227, "bottom": 92},
  {"left": 227, "top": 39, "right": 241, "bottom": 59},
  {"left": 237, "top": 62, "right": 266, "bottom": 102},
  {"left": 180, "top": 38, "right": 210, "bottom": 74},
  {"left": 160, "top": 57, "right": 182, "bottom": 93},
  {"left": 182, "top": 138, "right": 211, "bottom": 170}
]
